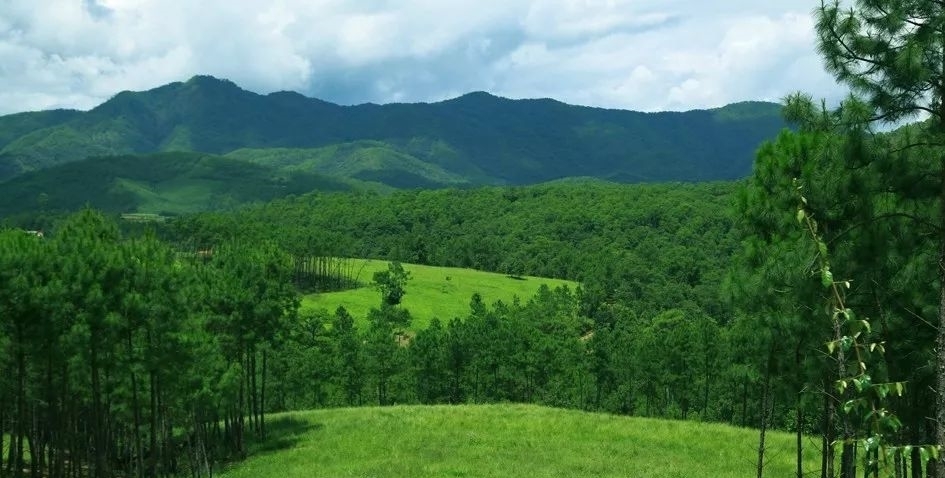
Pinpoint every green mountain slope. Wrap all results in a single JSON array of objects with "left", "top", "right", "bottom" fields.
[
  {"left": 220, "top": 404, "right": 813, "bottom": 478},
  {"left": 226, "top": 141, "right": 475, "bottom": 188},
  {"left": 0, "top": 151, "right": 354, "bottom": 216},
  {"left": 0, "top": 75, "right": 785, "bottom": 184}
]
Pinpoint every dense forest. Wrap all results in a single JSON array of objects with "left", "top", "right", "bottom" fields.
[
  {"left": 0, "top": 159, "right": 937, "bottom": 477},
  {"left": 0, "top": 185, "right": 750, "bottom": 478}
]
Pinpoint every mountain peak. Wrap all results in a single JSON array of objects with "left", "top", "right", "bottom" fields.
[
  {"left": 446, "top": 91, "right": 505, "bottom": 103},
  {"left": 184, "top": 75, "right": 238, "bottom": 88}
]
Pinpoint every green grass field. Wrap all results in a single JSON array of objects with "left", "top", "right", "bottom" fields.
[
  {"left": 300, "top": 259, "right": 576, "bottom": 329},
  {"left": 218, "top": 404, "right": 818, "bottom": 478}
]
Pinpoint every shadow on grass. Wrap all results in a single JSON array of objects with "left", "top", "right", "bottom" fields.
[{"left": 245, "top": 416, "right": 323, "bottom": 456}]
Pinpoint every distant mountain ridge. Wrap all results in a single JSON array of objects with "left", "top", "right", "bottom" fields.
[{"left": 0, "top": 75, "right": 785, "bottom": 187}]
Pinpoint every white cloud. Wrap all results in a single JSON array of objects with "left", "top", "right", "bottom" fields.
[{"left": 0, "top": 0, "right": 845, "bottom": 115}]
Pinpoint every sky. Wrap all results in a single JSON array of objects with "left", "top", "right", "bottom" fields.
[{"left": 0, "top": 0, "right": 848, "bottom": 116}]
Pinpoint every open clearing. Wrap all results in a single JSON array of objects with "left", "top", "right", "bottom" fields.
[
  {"left": 300, "top": 259, "right": 576, "bottom": 329},
  {"left": 218, "top": 404, "right": 816, "bottom": 478}
]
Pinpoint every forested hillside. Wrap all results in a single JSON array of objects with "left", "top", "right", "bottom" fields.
[
  {"left": 0, "top": 151, "right": 357, "bottom": 218},
  {"left": 0, "top": 76, "right": 784, "bottom": 185},
  {"left": 167, "top": 180, "right": 737, "bottom": 318}
]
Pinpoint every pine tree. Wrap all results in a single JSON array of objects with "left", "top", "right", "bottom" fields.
[{"left": 814, "top": 2, "right": 945, "bottom": 474}]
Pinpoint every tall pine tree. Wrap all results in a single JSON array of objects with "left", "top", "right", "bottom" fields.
[{"left": 815, "top": 2, "right": 945, "bottom": 474}]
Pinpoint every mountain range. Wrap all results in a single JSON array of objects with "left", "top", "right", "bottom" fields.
[{"left": 0, "top": 75, "right": 786, "bottom": 215}]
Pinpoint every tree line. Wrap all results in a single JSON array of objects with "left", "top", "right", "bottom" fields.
[{"left": 0, "top": 210, "right": 297, "bottom": 478}]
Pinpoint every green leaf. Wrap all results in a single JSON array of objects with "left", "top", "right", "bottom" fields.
[
  {"left": 821, "top": 268, "right": 834, "bottom": 288},
  {"left": 797, "top": 209, "right": 806, "bottom": 224},
  {"left": 876, "top": 384, "right": 889, "bottom": 399}
]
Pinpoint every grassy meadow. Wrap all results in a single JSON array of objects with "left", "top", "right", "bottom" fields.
[
  {"left": 300, "top": 259, "right": 576, "bottom": 329},
  {"left": 218, "top": 404, "right": 817, "bottom": 478}
]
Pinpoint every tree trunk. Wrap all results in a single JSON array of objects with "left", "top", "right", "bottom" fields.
[
  {"left": 0, "top": 394, "right": 5, "bottom": 475},
  {"left": 90, "top": 332, "right": 109, "bottom": 478},
  {"left": 742, "top": 380, "right": 749, "bottom": 427},
  {"left": 895, "top": 447, "right": 903, "bottom": 478},
  {"left": 912, "top": 445, "right": 924, "bottom": 478},
  {"left": 250, "top": 351, "right": 258, "bottom": 435},
  {"left": 129, "top": 332, "right": 144, "bottom": 478},
  {"left": 149, "top": 370, "right": 158, "bottom": 478},
  {"left": 757, "top": 355, "right": 772, "bottom": 478},
  {"left": 260, "top": 350, "right": 267, "bottom": 439},
  {"left": 823, "top": 384, "right": 834, "bottom": 478},
  {"left": 13, "top": 348, "right": 26, "bottom": 478},
  {"left": 795, "top": 338, "right": 804, "bottom": 478},
  {"left": 937, "top": 153, "right": 945, "bottom": 478},
  {"left": 796, "top": 406, "right": 803, "bottom": 478}
]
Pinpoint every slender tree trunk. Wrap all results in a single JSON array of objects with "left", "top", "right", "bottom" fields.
[
  {"left": 795, "top": 338, "right": 804, "bottom": 478},
  {"left": 261, "top": 350, "right": 267, "bottom": 439},
  {"left": 823, "top": 385, "right": 834, "bottom": 478},
  {"left": 250, "top": 351, "right": 258, "bottom": 435},
  {"left": 937, "top": 153, "right": 945, "bottom": 478},
  {"left": 90, "top": 336, "right": 108, "bottom": 478},
  {"left": 742, "top": 381, "right": 749, "bottom": 427},
  {"left": 148, "top": 370, "right": 158, "bottom": 478},
  {"left": 895, "top": 447, "right": 903, "bottom": 478},
  {"left": 27, "top": 403, "right": 40, "bottom": 478},
  {"left": 702, "top": 335, "right": 710, "bottom": 418},
  {"left": 829, "top": 291, "right": 856, "bottom": 478},
  {"left": 237, "top": 350, "right": 245, "bottom": 456},
  {"left": 129, "top": 332, "right": 144, "bottom": 478},
  {"left": 913, "top": 445, "right": 924, "bottom": 478},
  {"left": 13, "top": 348, "right": 26, "bottom": 478},
  {"left": 54, "top": 368, "right": 68, "bottom": 478},
  {"left": 0, "top": 394, "right": 5, "bottom": 475},
  {"left": 757, "top": 353, "right": 773, "bottom": 478},
  {"left": 796, "top": 406, "right": 804, "bottom": 478}
]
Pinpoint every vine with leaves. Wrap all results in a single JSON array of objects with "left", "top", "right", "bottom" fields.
[{"left": 795, "top": 178, "right": 939, "bottom": 476}]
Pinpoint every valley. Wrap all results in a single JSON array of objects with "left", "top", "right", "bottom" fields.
[{"left": 0, "top": 55, "right": 941, "bottom": 477}]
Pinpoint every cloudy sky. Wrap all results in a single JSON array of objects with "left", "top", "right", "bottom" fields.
[{"left": 0, "top": 0, "right": 847, "bottom": 115}]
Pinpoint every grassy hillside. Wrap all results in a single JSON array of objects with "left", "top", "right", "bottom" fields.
[
  {"left": 301, "top": 259, "right": 576, "bottom": 329},
  {"left": 219, "top": 404, "right": 815, "bottom": 478}
]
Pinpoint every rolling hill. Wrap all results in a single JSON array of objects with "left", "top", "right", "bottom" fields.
[
  {"left": 0, "top": 75, "right": 786, "bottom": 188},
  {"left": 0, "top": 151, "right": 355, "bottom": 216},
  {"left": 217, "top": 404, "right": 815, "bottom": 478}
]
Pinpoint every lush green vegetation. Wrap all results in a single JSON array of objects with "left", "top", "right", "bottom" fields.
[
  {"left": 6, "top": 2, "right": 945, "bottom": 477},
  {"left": 300, "top": 259, "right": 576, "bottom": 330},
  {"left": 0, "top": 75, "right": 784, "bottom": 184},
  {"left": 0, "top": 151, "right": 354, "bottom": 218},
  {"left": 226, "top": 142, "right": 474, "bottom": 188},
  {"left": 169, "top": 180, "right": 737, "bottom": 316},
  {"left": 218, "top": 405, "right": 815, "bottom": 478}
]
